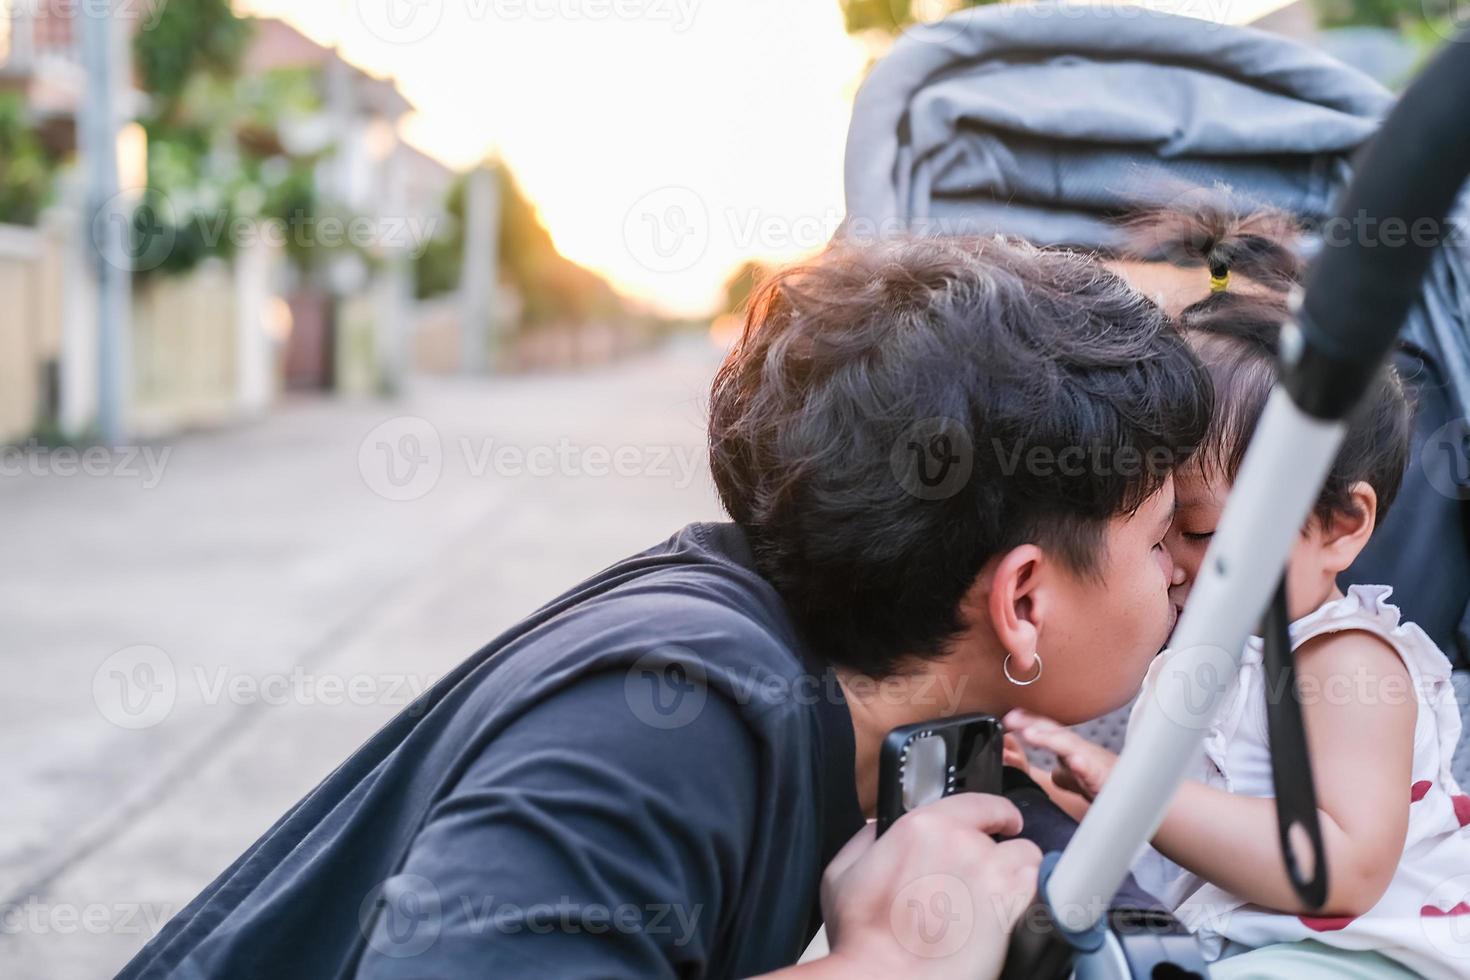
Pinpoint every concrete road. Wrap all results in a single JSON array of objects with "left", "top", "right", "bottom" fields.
[{"left": 0, "top": 337, "right": 727, "bottom": 978}]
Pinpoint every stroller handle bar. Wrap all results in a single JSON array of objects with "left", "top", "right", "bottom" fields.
[
  {"left": 1293, "top": 29, "right": 1470, "bottom": 420},
  {"left": 1036, "top": 28, "right": 1470, "bottom": 953}
]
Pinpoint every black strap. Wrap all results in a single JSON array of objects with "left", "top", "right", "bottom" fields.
[{"left": 1262, "top": 575, "right": 1330, "bottom": 908}]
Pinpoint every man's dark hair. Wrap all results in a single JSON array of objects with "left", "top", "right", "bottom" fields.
[{"left": 708, "top": 236, "right": 1211, "bottom": 677}]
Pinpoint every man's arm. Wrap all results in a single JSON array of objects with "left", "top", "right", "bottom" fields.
[{"left": 355, "top": 668, "right": 760, "bottom": 979}]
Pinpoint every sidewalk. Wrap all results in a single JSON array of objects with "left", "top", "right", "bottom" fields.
[{"left": 0, "top": 337, "right": 726, "bottom": 978}]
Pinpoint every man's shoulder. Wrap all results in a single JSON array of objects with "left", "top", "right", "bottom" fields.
[
  {"left": 549, "top": 521, "right": 801, "bottom": 663},
  {"left": 460, "top": 522, "right": 817, "bottom": 735}
]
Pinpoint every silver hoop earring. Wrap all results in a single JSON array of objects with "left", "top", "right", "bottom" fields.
[{"left": 1003, "top": 652, "right": 1043, "bottom": 686}]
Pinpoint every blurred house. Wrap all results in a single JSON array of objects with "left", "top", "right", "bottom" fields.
[
  {"left": 0, "top": 9, "right": 468, "bottom": 444},
  {"left": 0, "top": 0, "right": 96, "bottom": 153},
  {"left": 242, "top": 17, "right": 443, "bottom": 396},
  {"left": 0, "top": 1, "right": 119, "bottom": 441}
]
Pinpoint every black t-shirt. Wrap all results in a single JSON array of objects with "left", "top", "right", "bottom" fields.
[{"left": 120, "top": 523, "right": 865, "bottom": 980}]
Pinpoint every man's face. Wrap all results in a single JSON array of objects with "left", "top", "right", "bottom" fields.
[{"left": 1020, "top": 478, "right": 1180, "bottom": 724}]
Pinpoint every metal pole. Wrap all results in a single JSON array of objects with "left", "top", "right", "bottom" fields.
[
  {"left": 79, "top": 1, "right": 131, "bottom": 445},
  {"left": 1046, "top": 389, "right": 1346, "bottom": 927},
  {"left": 460, "top": 162, "right": 500, "bottom": 373}
]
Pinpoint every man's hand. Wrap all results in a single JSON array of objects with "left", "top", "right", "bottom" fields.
[
  {"left": 805, "top": 794, "right": 1042, "bottom": 980},
  {"left": 1003, "top": 709, "right": 1117, "bottom": 802}
]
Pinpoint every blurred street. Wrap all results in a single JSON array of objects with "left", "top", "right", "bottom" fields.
[{"left": 0, "top": 337, "right": 726, "bottom": 979}]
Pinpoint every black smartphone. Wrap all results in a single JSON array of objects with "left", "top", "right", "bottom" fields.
[{"left": 875, "top": 712, "right": 1003, "bottom": 836}]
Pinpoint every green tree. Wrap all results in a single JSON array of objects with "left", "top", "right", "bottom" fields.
[
  {"left": 0, "top": 94, "right": 54, "bottom": 226},
  {"left": 839, "top": 0, "right": 985, "bottom": 36},
  {"left": 133, "top": 0, "right": 251, "bottom": 121},
  {"left": 719, "top": 260, "right": 770, "bottom": 316},
  {"left": 413, "top": 163, "right": 626, "bottom": 331}
]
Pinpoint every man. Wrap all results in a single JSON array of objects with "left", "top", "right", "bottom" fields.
[{"left": 120, "top": 236, "right": 1208, "bottom": 979}]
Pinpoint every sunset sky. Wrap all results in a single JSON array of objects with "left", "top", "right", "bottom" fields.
[
  {"left": 236, "top": 0, "right": 872, "bottom": 316},
  {"left": 233, "top": 0, "right": 1296, "bottom": 316}
]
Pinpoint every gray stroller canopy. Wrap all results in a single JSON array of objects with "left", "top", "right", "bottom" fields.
[{"left": 841, "top": 5, "right": 1470, "bottom": 413}]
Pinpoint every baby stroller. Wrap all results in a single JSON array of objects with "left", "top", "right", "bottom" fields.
[{"left": 842, "top": 6, "right": 1470, "bottom": 976}]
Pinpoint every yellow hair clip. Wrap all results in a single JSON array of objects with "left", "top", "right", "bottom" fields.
[{"left": 1209, "top": 264, "right": 1230, "bottom": 293}]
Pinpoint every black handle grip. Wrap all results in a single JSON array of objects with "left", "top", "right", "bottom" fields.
[
  {"left": 1262, "top": 576, "right": 1330, "bottom": 909},
  {"left": 1290, "top": 30, "right": 1470, "bottom": 419}
]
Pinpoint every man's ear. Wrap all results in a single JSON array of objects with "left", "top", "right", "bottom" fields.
[
  {"left": 1317, "top": 481, "right": 1378, "bottom": 573},
  {"left": 979, "top": 544, "right": 1046, "bottom": 677}
]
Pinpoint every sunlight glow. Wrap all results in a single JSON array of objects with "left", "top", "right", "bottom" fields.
[
  {"left": 235, "top": 0, "right": 869, "bottom": 316},
  {"left": 233, "top": 0, "right": 1288, "bottom": 315}
]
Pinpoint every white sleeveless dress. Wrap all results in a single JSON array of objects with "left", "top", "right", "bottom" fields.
[{"left": 1128, "top": 585, "right": 1470, "bottom": 978}]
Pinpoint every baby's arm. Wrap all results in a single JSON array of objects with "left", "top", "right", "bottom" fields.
[{"left": 1005, "top": 628, "right": 1415, "bottom": 916}]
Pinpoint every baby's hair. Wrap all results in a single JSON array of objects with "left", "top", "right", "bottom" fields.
[
  {"left": 1122, "top": 200, "right": 1413, "bottom": 527},
  {"left": 1118, "top": 196, "right": 1303, "bottom": 294}
]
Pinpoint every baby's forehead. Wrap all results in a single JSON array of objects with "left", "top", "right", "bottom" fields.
[
  {"left": 1170, "top": 455, "right": 1228, "bottom": 493},
  {"left": 1172, "top": 463, "right": 1228, "bottom": 509}
]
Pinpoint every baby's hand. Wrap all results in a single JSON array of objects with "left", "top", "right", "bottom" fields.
[
  {"left": 1002, "top": 732, "right": 1030, "bottom": 774},
  {"left": 1003, "top": 709, "right": 1117, "bottom": 802}
]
